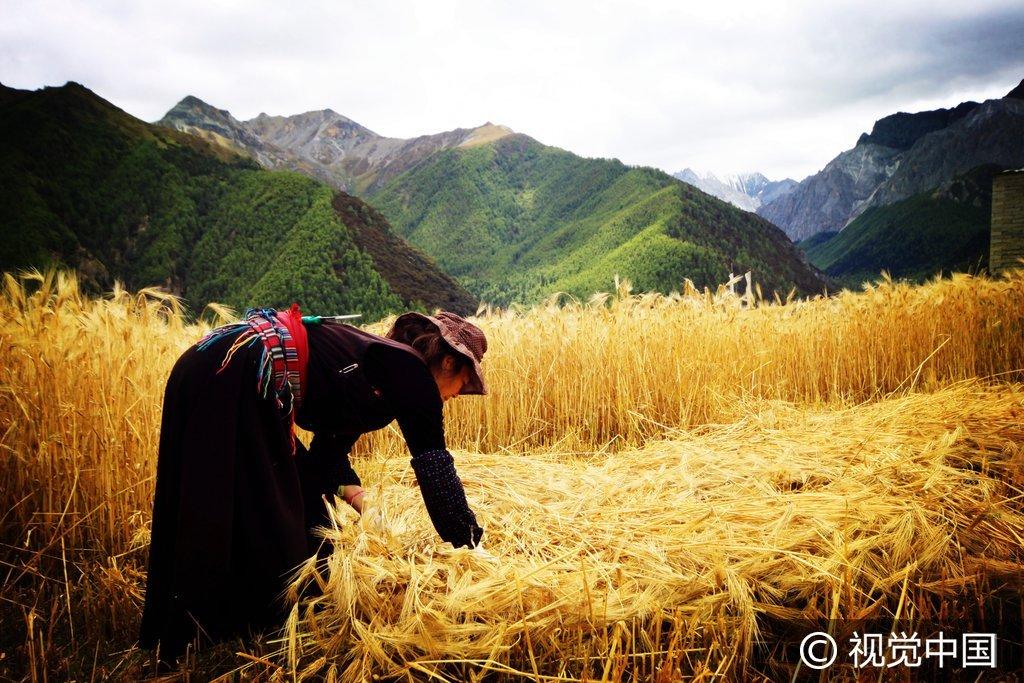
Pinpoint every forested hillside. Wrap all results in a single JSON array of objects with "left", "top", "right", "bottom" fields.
[
  {"left": 368, "top": 134, "right": 826, "bottom": 305},
  {"left": 0, "top": 81, "right": 476, "bottom": 319}
]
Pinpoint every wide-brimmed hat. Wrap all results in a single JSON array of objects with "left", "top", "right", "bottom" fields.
[{"left": 391, "top": 310, "right": 488, "bottom": 395}]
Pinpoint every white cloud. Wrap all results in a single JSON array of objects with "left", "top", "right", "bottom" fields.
[{"left": 1, "top": 0, "right": 1021, "bottom": 179}]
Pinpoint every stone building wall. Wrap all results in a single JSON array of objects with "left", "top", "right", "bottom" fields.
[{"left": 990, "top": 170, "right": 1024, "bottom": 273}]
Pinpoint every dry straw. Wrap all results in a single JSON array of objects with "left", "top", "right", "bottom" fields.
[
  {"left": 1, "top": 267, "right": 1022, "bottom": 680},
  {"left": 359, "top": 269, "right": 1024, "bottom": 457},
  {"left": 276, "top": 381, "right": 1024, "bottom": 681}
]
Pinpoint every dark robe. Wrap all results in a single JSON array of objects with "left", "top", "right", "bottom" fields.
[{"left": 139, "top": 319, "right": 483, "bottom": 661}]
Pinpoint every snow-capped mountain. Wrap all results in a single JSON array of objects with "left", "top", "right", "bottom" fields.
[{"left": 673, "top": 169, "right": 797, "bottom": 212}]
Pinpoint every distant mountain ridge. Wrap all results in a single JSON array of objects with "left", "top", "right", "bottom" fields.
[
  {"left": 758, "top": 79, "right": 1024, "bottom": 241},
  {"left": 365, "top": 134, "right": 827, "bottom": 305},
  {"left": 857, "top": 97, "right": 1024, "bottom": 212},
  {"left": 160, "top": 95, "right": 828, "bottom": 305},
  {"left": 0, "top": 81, "right": 476, "bottom": 318},
  {"left": 158, "top": 96, "right": 515, "bottom": 194},
  {"left": 801, "top": 164, "right": 999, "bottom": 286},
  {"left": 855, "top": 101, "right": 980, "bottom": 150},
  {"left": 673, "top": 169, "right": 797, "bottom": 212}
]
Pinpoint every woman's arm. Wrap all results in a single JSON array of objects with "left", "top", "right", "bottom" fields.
[
  {"left": 296, "top": 430, "right": 363, "bottom": 543},
  {"left": 364, "top": 346, "right": 484, "bottom": 548},
  {"left": 341, "top": 483, "right": 366, "bottom": 513},
  {"left": 409, "top": 447, "right": 484, "bottom": 548},
  {"left": 307, "top": 430, "right": 361, "bottom": 499}
]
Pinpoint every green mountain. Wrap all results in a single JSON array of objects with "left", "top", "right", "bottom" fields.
[
  {"left": 795, "top": 231, "right": 838, "bottom": 252},
  {"left": 365, "top": 134, "right": 827, "bottom": 305},
  {"left": 0, "top": 81, "right": 476, "bottom": 319},
  {"left": 802, "top": 165, "right": 998, "bottom": 287}
]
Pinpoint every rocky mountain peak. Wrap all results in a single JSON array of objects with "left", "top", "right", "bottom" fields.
[
  {"left": 244, "top": 107, "right": 379, "bottom": 139},
  {"left": 458, "top": 122, "right": 515, "bottom": 148},
  {"left": 157, "top": 97, "right": 523, "bottom": 193},
  {"left": 1006, "top": 78, "right": 1024, "bottom": 100},
  {"left": 855, "top": 101, "right": 979, "bottom": 150},
  {"left": 173, "top": 95, "right": 224, "bottom": 113},
  {"left": 159, "top": 95, "right": 239, "bottom": 131},
  {"left": 759, "top": 80, "right": 1024, "bottom": 241}
]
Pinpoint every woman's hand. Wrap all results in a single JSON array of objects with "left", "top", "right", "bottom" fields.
[
  {"left": 470, "top": 539, "right": 498, "bottom": 562},
  {"left": 342, "top": 484, "right": 365, "bottom": 513},
  {"left": 360, "top": 506, "right": 388, "bottom": 534}
]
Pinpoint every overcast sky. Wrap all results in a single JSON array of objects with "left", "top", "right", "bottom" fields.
[{"left": 2, "top": 0, "right": 1023, "bottom": 181}]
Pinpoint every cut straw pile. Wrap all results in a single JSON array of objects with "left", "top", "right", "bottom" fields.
[{"left": 278, "top": 381, "right": 1024, "bottom": 681}]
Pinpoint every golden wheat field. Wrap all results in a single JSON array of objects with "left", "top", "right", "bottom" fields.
[{"left": 1, "top": 268, "right": 1023, "bottom": 681}]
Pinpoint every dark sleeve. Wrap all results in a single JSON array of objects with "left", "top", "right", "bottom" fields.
[
  {"left": 409, "top": 448, "right": 484, "bottom": 548},
  {"left": 295, "top": 430, "right": 362, "bottom": 546},
  {"left": 364, "top": 346, "right": 484, "bottom": 548},
  {"left": 363, "top": 345, "right": 446, "bottom": 456},
  {"left": 307, "top": 430, "right": 361, "bottom": 490}
]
